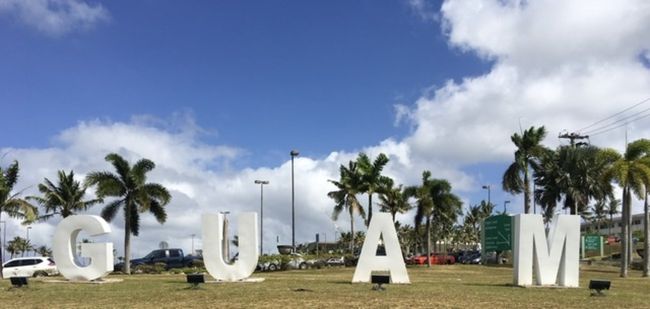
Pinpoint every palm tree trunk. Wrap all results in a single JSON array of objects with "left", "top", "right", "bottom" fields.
[
  {"left": 621, "top": 187, "right": 629, "bottom": 277},
  {"left": 426, "top": 218, "right": 431, "bottom": 268},
  {"left": 524, "top": 165, "right": 530, "bottom": 214},
  {"left": 643, "top": 187, "right": 650, "bottom": 277},
  {"left": 349, "top": 209, "right": 354, "bottom": 254},
  {"left": 124, "top": 204, "right": 132, "bottom": 275},
  {"left": 628, "top": 192, "right": 634, "bottom": 267},
  {"left": 367, "top": 194, "right": 373, "bottom": 227}
]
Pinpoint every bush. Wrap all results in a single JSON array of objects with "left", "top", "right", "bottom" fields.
[{"left": 133, "top": 263, "right": 167, "bottom": 274}]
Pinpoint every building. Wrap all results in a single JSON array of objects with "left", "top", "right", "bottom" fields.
[{"left": 580, "top": 213, "right": 645, "bottom": 235}]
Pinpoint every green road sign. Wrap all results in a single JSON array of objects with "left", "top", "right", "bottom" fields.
[
  {"left": 584, "top": 234, "right": 601, "bottom": 251},
  {"left": 482, "top": 215, "right": 512, "bottom": 252}
]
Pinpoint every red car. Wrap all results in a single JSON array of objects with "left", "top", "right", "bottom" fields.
[{"left": 407, "top": 254, "right": 455, "bottom": 265}]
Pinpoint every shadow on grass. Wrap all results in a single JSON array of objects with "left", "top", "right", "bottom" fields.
[
  {"left": 463, "top": 283, "right": 523, "bottom": 288},
  {"left": 583, "top": 268, "right": 619, "bottom": 274}
]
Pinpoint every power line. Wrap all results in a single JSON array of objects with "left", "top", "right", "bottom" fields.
[
  {"left": 583, "top": 105, "right": 650, "bottom": 135},
  {"left": 588, "top": 111, "right": 650, "bottom": 137},
  {"left": 577, "top": 97, "right": 650, "bottom": 132}
]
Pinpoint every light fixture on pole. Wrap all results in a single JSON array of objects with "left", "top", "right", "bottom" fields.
[
  {"left": 254, "top": 180, "right": 269, "bottom": 255},
  {"left": 290, "top": 150, "right": 299, "bottom": 253},
  {"left": 482, "top": 185, "right": 491, "bottom": 207},
  {"left": 504, "top": 200, "right": 510, "bottom": 214}
]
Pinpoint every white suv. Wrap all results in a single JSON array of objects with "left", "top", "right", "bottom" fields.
[{"left": 2, "top": 257, "right": 59, "bottom": 278}]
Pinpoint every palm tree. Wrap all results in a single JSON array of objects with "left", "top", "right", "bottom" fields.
[
  {"left": 502, "top": 126, "right": 549, "bottom": 214},
  {"left": 6, "top": 236, "right": 31, "bottom": 258},
  {"left": 28, "top": 170, "right": 103, "bottom": 220},
  {"left": 462, "top": 204, "right": 482, "bottom": 244},
  {"left": 602, "top": 139, "right": 650, "bottom": 278},
  {"left": 407, "top": 171, "right": 434, "bottom": 267},
  {"left": 591, "top": 200, "right": 608, "bottom": 235},
  {"left": 378, "top": 179, "right": 412, "bottom": 222},
  {"left": 357, "top": 153, "right": 390, "bottom": 226},
  {"left": 0, "top": 161, "right": 38, "bottom": 272},
  {"left": 36, "top": 245, "right": 52, "bottom": 257},
  {"left": 328, "top": 161, "right": 366, "bottom": 253},
  {"left": 85, "top": 153, "right": 171, "bottom": 275},
  {"left": 408, "top": 171, "right": 462, "bottom": 267},
  {"left": 535, "top": 146, "right": 616, "bottom": 216},
  {"left": 606, "top": 199, "right": 620, "bottom": 236}
]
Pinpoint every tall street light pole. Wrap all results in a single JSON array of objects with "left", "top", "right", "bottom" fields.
[
  {"left": 26, "top": 226, "right": 32, "bottom": 257},
  {"left": 0, "top": 220, "right": 5, "bottom": 263},
  {"left": 482, "top": 185, "right": 491, "bottom": 207},
  {"left": 191, "top": 234, "right": 195, "bottom": 255},
  {"left": 504, "top": 200, "right": 510, "bottom": 214},
  {"left": 254, "top": 180, "right": 269, "bottom": 255},
  {"left": 290, "top": 150, "right": 299, "bottom": 253}
]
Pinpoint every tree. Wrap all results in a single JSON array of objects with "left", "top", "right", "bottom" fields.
[
  {"left": 6, "top": 236, "right": 31, "bottom": 258},
  {"left": 535, "top": 146, "right": 616, "bottom": 216},
  {"left": 28, "top": 170, "right": 103, "bottom": 221},
  {"left": 328, "top": 160, "right": 366, "bottom": 253},
  {"left": 85, "top": 153, "right": 171, "bottom": 275},
  {"left": 378, "top": 179, "right": 412, "bottom": 222},
  {"left": 408, "top": 171, "right": 462, "bottom": 267},
  {"left": 602, "top": 139, "right": 650, "bottom": 278},
  {"left": 0, "top": 161, "right": 38, "bottom": 272},
  {"left": 606, "top": 199, "right": 620, "bottom": 236},
  {"left": 36, "top": 245, "right": 52, "bottom": 257},
  {"left": 462, "top": 201, "right": 493, "bottom": 245},
  {"left": 357, "top": 153, "right": 390, "bottom": 226},
  {"left": 591, "top": 199, "right": 608, "bottom": 235},
  {"left": 502, "top": 126, "right": 549, "bottom": 214},
  {"left": 407, "top": 171, "right": 434, "bottom": 267}
]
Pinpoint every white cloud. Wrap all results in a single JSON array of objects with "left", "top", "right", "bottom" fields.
[
  {"left": 398, "top": 0, "right": 650, "bottom": 168},
  {"left": 2, "top": 118, "right": 474, "bottom": 258},
  {"left": 0, "top": 0, "right": 109, "bottom": 36}
]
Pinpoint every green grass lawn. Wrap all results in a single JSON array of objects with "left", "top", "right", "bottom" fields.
[{"left": 1, "top": 265, "right": 648, "bottom": 308}]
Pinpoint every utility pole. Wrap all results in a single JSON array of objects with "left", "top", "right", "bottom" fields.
[{"left": 558, "top": 132, "right": 589, "bottom": 147}]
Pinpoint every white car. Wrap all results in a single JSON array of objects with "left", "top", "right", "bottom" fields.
[{"left": 2, "top": 257, "right": 59, "bottom": 278}]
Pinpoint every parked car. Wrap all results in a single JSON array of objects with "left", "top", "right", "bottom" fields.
[
  {"left": 114, "top": 248, "right": 202, "bottom": 271},
  {"left": 460, "top": 251, "right": 481, "bottom": 264},
  {"left": 430, "top": 254, "right": 455, "bottom": 265},
  {"left": 2, "top": 257, "right": 58, "bottom": 278},
  {"left": 285, "top": 253, "right": 319, "bottom": 270},
  {"left": 257, "top": 258, "right": 281, "bottom": 272},
  {"left": 407, "top": 253, "right": 456, "bottom": 265},
  {"left": 326, "top": 256, "right": 345, "bottom": 267}
]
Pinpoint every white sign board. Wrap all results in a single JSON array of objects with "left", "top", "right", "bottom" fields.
[
  {"left": 202, "top": 212, "right": 259, "bottom": 281},
  {"left": 52, "top": 215, "right": 114, "bottom": 281},
  {"left": 513, "top": 214, "right": 579, "bottom": 287},
  {"left": 352, "top": 213, "right": 410, "bottom": 284}
]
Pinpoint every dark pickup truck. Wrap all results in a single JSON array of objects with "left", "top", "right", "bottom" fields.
[{"left": 114, "top": 248, "right": 202, "bottom": 271}]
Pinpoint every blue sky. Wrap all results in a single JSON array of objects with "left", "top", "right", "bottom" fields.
[
  {"left": 2, "top": 0, "right": 649, "bottom": 256},
  {"left": 1, "top": 0, "right": 488, "bottom": 164}
]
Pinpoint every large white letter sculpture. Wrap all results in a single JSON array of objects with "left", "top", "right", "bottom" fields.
[
  {"left": 202, "top": 212, "right": 259, "bottom": 281},
  {"left": 352, "top": 213, "right": 410, "bottom": 284},
  {"left": 513, "top": 214, "right": 580, "bottom": 287},
  {"left": 52, "top": 215, "right": 114, "bottom": 281}
]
